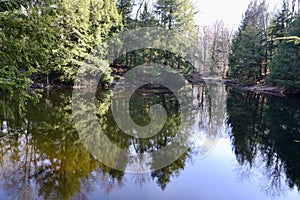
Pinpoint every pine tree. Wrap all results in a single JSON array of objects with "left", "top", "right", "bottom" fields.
[
  {"left": 0, "top": 0, "right": 122, "bottom": 92},
  {"left": 139, "top": 2, "right": 157, "bottom": 27},
  {"left": 269, "top": 15, "right": 300, "bottom": 93},
  {"left": 268, "top": 1, "right": 293, "bottom": 60},
  {"left": 228, "top": 0, "right": 269, "bottom": 85},
  {"left": 154, "top": 0, "right": 196, "bottom": 32},
  {"left": 117, "top": 0, "right": 134, "bottom": 28}
]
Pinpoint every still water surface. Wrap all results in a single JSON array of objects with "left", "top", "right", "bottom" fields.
[{"left": 0, "top": 83, "right": 299, "bottom": 200}]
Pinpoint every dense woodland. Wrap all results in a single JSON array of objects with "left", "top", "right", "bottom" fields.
[
  {"left": 0, "top": 0, "right": 300, "bottom": 100},
  {"left": 0, "top": 0, "right": 200, "bottom": 104},
  {"left": 228, "top": 0, "right": 300, "bottom": 94},
  {"left": 0, "top": 1, "right": 300, "bottom": 198}
]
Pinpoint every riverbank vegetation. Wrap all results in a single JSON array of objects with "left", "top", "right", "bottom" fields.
[
  {"left": 228, "top": 0, "right": 300, "bottom": 95},
  {"left": 0, "top": 0, "right": 198, "bottom": 105},
  {"left": 1, "top": 0, "right": 300, "bottom": 100}
]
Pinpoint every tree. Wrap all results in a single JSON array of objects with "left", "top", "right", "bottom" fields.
[
  {"left": 0, "top": 0, "right": 59, "bottom": 108},
  {"left": 139, "top": 2, "right": 157, "bottom": 27},
  {"left": 0, "top": 0, "right": 121, "bottom": 91},
  {"left": 198, "top": 21, "right": 232, "bottom": 76},
  {"left": 154, "top": 0, "right": 196, "bottom": 32},
  {"left": 117, "top": 0, "right": 134, "bottom": 28},
  {"left": 228, "top": 0, "right": 269, "bottom": 85},
  {"left": 55, "top": 0, "right": 121, "bottom": 83},
  {"left": 269, "top": 15, "right": 300, "bottom": 93},
  {"left": 268, "top": 0, "right": 293, "bottom": 62}
]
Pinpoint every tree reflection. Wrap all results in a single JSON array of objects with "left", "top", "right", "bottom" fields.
[
  {"left": 0, "top": 83, "right": 227, "bottom": 198},
  {"left": 95, "top": 85, "right": 197, "bottom": 189},
  {"left": 0, "top": 90, "right": 123, "bottom": 199},
  {"left": 227, "top": 88, "right": 300, "bottom": 196},
  {"left": 151, "top": 150, "right": 191, "bottom": 190}
]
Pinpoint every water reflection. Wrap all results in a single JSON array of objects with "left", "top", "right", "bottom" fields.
[
  {"left": 1, "top": 85, "right": 300, "bottom": 199},
  {"left": 0, "top": 90, "right": 100, "bottom": 199},
  {"left": 227, "top": 88, "right": 300, "bottom": 197},
  {"left": 0, "top": 83, "right": 227, "bottom": 199}
]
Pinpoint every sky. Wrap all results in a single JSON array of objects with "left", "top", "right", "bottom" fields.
[{"left": 194, "top": 0, "right": 283, "bottom": 30}]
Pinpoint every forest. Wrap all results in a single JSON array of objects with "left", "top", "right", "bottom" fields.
[
  {"left": 0, "top": 1, "right": 300, "bottom": 199},
  {"left": 1, "top": 0, "right": 299, "bottom": 100},
  {"left": 228, "top": 0, "right": 300, "bottom": 95},
  {"left": 0, "top": 0, "right": 199, "bottom": 105}
]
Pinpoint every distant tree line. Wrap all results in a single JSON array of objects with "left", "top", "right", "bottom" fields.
[
  {"left": 228, "top": 0, "right": 300, "bottom": 94},
  {"left": 197, "top": 21, "right": 232, "bottom": 77}
]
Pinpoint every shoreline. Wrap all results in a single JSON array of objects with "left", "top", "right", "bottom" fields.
[
  {"left": 223, "top": 79, "right": 300, "bottom": 99},
  {"left": 223, "top": 81, "right": 286, "bottom": 97},
  {"left": 29, "top": 78, "right": 299, "bottom": 99}
]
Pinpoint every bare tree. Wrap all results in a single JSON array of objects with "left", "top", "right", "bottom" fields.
[{"left": 197, "top": 21, "right": 232, "bottom": 77}]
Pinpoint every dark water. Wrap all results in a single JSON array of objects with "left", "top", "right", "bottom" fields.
[{"left": 0, "top": 84, "right": 299, "bottom": 200}]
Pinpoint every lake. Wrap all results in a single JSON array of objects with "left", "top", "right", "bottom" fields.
[{"left": 0, "top": 83, "right": 299, "bottom": 200}]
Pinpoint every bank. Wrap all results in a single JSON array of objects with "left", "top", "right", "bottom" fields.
[{"left": 224, "top": 80, "right": 300, "bottom": 98}]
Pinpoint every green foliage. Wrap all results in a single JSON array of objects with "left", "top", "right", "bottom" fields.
[
  {"left": 0, "top": 0, "right": 121, "bottom": 93},
  {"left": 269, "top": 15, "right": 300, "bottom": 92},
  {"left": 229, "top": 25, "right": 265, "bottom": 84},
  {"left": 155, "top": 0, "right": 197, "bottom": 33},
  {"left": 228, "top": 0, "right": 268, "bottom": 85},
  {"left": 0, "top": 1, "right": 56, "bottom": 107},
  {"left": 55, "top": 0, "right": 121, "bottom": 83},
  {"left": 0, "top": 0, "right": 199, "bottom": 93},
  {"left": 117, "top": 0, "right": 133, "bottom": 28},
  {"left": 268, "top": 1, "right": 293, "bottom": 62},
  {"left": 139, "top": 2, "right": 158, "bottom": 27},
  {"left": 277, "top": 35, "right": 300, "bottom": 43},
  {"left": 229, "top": 0, "right": 300, "bottom": 93}
]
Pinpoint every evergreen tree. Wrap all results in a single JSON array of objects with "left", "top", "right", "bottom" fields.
[
  {"left": 117, "top": 0, "right": 134, "bottom": 28},
  {"left": 0, "top": 0, "right": 58, "bottom": 106},
  {"left": 53, "top": 0, "right": 121, "bottom": 83},
  {"left": 268, "top": 0, "right": 293, "bottom": 61},
  {"left": 0, "top": 0, "right": 121, "bottom": 93},
  {"left": 139, "top": 2, "right": 157, "bottom": 27},
  {"left": 154, "top": 0, "right": 196, "bottom": 32},
  {"left": 269, "top": 15, "right": 300, "bottom": 92},
  {"left": 228, "top": 0, "right": 269, "bottom": 85}
]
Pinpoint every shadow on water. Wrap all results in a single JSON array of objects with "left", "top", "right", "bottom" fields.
[{"left": 226, "top": 87, "right": 300, "bottom": 196}]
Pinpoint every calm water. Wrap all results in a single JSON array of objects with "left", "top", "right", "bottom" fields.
[{"left": 0, "top": 83, "right": 300, "bottom": 200}]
